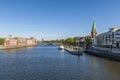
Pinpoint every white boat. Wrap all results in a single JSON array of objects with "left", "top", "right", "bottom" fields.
[{"left": 59, "top": 45, "right": 64, "bottom": 50}]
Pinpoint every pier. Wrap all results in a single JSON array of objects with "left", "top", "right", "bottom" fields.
[{"left": 64, "top": 46, "right": 84, "bottom": 55}]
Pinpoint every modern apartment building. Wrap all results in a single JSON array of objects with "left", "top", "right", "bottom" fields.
[{"left": 95, "top": 28, "right": 120, "bottom": 47}]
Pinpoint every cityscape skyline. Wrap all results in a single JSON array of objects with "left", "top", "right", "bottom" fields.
[{"left": 0, "top": 0, "right": 120, "bottom": 40}]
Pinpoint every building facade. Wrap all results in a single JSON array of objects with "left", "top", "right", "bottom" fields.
[
  {"left": 4, "top": 38, "right": 17, "bottom": 46},
  {"left": 74, "top": 35, "right": 92, "bottom": 47},
  {"left": 74, "top": 36, "right": 86, "bottom": 47},
  {"left": 15, "top": 37, "right": 26, "bottom": 45},
  {"left": 95, "top": 28, "right": 120, "bottom": 48},
  {"left": 4, "top": 37, "right": 37, "bottom": 46},
  {"left": 26, "top": 38, "right": 37, "bottom": 45}
]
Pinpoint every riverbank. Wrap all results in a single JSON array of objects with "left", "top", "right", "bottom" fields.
[
  {"left": 63, "top": 46, "right": 84, "bottom": 55},
  {"left": 64, "top": 47, "right": 83, "bottom": 55},
  {"left": 85, "top": 48, "right": 120, "bottom": 61},
  {"left": 0, "top": 44, "right": 37, "bottom": 50}
]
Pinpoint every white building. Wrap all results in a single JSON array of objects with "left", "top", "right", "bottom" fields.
[{"left": 95, "top": 28, "right": 120, "bottom": 48}]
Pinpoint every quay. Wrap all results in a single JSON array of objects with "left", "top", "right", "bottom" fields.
[
  {"left": 0, "top": 44, "right": 37, "bottom": 50},
  {"left": 85, "top": 48, "right": 120, "bottom": 61},
  {"left": 64, "top": 46, "right": 84, "bottom": 55}
]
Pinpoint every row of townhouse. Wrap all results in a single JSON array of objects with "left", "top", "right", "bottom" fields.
[
  {"left": 74, "top": 35, "right": 92, "bottom": 47},
  {"left": 4, "top": 37, "right": 37, "bottom": 46},
  {"left": 95, "top": 28, "right": 120, "bottom": 48}
]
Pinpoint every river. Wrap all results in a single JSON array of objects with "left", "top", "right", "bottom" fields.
[{"left": 0, "top": 45, "right": 120, "bottom": 80}]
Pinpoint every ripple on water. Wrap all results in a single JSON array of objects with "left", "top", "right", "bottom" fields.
[{"left": 0, "top": 46, "right": 120, "bottom": 80}]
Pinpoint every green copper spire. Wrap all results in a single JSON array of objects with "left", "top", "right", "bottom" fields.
[{"left": 91, "top": 20, "right": 97, "bottom": 38}]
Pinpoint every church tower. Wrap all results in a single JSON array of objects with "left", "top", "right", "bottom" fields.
[{"left": 91, "top": 20, "right": 97, "bottom": 38}]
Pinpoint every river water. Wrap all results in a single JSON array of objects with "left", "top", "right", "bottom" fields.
[{"left": 0, "top": 45, "right": 120, "bottom": 80}]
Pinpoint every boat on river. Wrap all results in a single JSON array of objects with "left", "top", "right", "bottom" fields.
[{"left": 59, "top": 45, "right": 64, "bottom": 50}]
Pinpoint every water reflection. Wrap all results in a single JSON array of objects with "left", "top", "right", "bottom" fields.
[
  {"left": 59, "top": 49, "right": 65, "bottom": 53},
  {"left": 0, "top": 45, "right": 120, "bottom": 80}
]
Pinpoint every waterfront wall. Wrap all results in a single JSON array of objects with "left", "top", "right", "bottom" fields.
[
  {"left": 93, "top": 47, "right": 120, "bottom": 54},
  {"left": 85, "top": 48, "right": 120, "bottom": 61},
  {"left": 0, "top": 44, "right": 37, "bottom": 50}
]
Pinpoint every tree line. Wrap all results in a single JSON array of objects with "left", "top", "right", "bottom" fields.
[
  {"left": 59, "top": 37, "right": 93, "bottom": 48},
  {"left": 43, "top": 37, "right": 93, "bottom": 48},
  {"left": 0, "top": 38, "right": 5, "bottom": 45},
  {"left": 59, "top": 38, "right": 79, "bottom": 46}
]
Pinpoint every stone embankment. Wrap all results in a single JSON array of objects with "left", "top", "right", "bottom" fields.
[
  {"left": 85, "top": 48, "right": 120, "bottom": 61},
  {"left": 64, "top": 46, "right": 84, "bottom": 55},
  {"left": 0, "top": 44, "right": 37, "bottom": 50}
]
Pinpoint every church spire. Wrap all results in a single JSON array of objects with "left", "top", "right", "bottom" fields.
[{"left": 91, "top": 20, "right": 97, "bottom": 38}]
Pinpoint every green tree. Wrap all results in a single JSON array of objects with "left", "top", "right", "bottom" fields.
[
  {"left": 59, "top": 39, "right": 65, "bottom": 45},
  {"left": 85, "top": 38, "right": 93, "bottom": 49},
  {"left": 65, "top": 38, "right": 75, "bottom": 45},
  {"left": 0, "top": 38, "right": 5, "bottom": 45},
  {"left": 74, "top": 39, "right": 79, "bottom": 46}
]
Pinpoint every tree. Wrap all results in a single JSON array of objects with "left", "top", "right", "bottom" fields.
[
  {"left": 59, "top": 39, "right": 65, "bottom": 45},
  {"left": 65, "top": 38, "right": 75, "bottom": 45},
  {"left": 0, "top": 38, "right": 5, "bottom": 45},
  {"left": 85, "top": 38, "right": 93, "bottom": 49},
  {"left": 74, "top": 39, "right": 79, "bottom": 46}
]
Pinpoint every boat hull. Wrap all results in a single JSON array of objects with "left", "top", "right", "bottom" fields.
[{"left": 59, "top": 46, "right": 64, "bottom": 50}]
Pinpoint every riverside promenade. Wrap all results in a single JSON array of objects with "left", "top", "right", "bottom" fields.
[
  {"left": 0, "top": 44, "right": 37, "bottom": 50},
  {"left": 85, "top": 47, "right": 120, "bottom": 61},
  {"left": 93, "top": 47, "right": 120, "bottom": 54},
  {"left": 64, "top": 46, "right": 84, "bottom": 55}
]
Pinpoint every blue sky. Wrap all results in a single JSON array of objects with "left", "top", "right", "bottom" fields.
[{"left": 0, "top": 0, "right": 120, "bottom": 40}]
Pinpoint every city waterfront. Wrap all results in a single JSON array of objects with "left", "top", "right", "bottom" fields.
[{"left": 0, "top": 45, "right": 120, "bottom": 80}]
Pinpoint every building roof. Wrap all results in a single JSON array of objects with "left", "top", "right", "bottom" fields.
[{"left": 109, "top": 28, "right": 120, "bottom": 32}]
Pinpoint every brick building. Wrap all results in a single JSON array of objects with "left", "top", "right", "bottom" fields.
[{"left": 4, "top": 37, "right": 37, "bottom": 46}]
